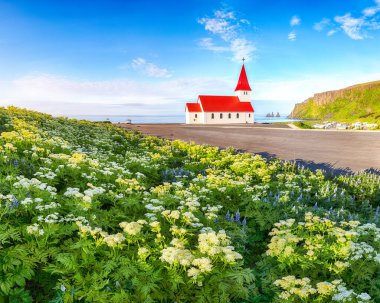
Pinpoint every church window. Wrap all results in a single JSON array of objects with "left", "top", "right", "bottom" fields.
[
  {"left": 195, "top": 114, "right": 197, "bottom": 118},
  {"left": 249, "top": 114, "right": 251, "bottom": 118},
  {"left": 228, "top": 113, "right": 231, "bottom": 119},
  {"left": 220, "top": 113, "right": 223, "bottom": 119},
  {"left": 237, "top": 113, "right": 239, "bottom": 118},
  {"left": 211, "top": 113, "right": 214, "bottom": 119}
]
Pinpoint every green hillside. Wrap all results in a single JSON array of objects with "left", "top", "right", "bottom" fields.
[{"left": 290, "top": 80, "right": 380, "bottom": 122}]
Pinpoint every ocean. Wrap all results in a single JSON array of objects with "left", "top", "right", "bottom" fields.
[{"left": 66, "top": 115, "right": 301, "bottom": 124}]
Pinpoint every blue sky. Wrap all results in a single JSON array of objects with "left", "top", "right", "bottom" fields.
[{"left": 1, "top": 0, "right": 380, "bottom": 116}]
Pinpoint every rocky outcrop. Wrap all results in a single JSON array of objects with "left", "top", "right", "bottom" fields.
[{"left": 290, "top": 80, "right": 380, "bottom": 118}]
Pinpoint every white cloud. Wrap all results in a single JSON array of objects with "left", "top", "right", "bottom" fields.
[
  {"left": 318, "top": 1, "right": 380, "bottom": 39},
  {"left": 198, "top": 9, "right": 255, "bottom": 62},
  {"left": 214, "top": 10, "right": 235, "bottom": 20},
  {"left": 230, "top": 38, "right": 256, "bottom": 61},
  {"left": 334, "top": 14, "right": 366, "bottom": 40},
  {"left": 229, "top": 39, "right": 255, "bottom": 62},
  {"left": 198, "top": 10, "right": 237, "bottom": 41},
  {"left": 288, "top": 16, "right": 300, "bottom": 41},
  {"left": 290, "top": 15, "right": 301, "bottom": 27},
  {"left": 363, "top": 7, "right": 380, "bottom": 17},
  {"left": 198, "top": 38, "right": 229, "bottom": 52},
  {"left": 240, "top": 19, "right": 250, "bottom": 25},
  {"left": 199, "top": 18, "right": 234, "bottom": 40},
  {"left": 327, "top": 29, "right": 337, "bottom": 36},
  {"left": 314, "top": 18, "right": 330, "bottom": 32},
  {"left": 131, "top": 58, "right": 172, "bottom": 78},
  {"left": 0, "top": 73, "right": 233, "bottom": 115},
  {"left": 288, "top": 31, "right": 297, "bottom": 41}
]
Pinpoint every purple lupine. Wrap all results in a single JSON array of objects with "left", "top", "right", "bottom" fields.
[
  {"left": 225, "top": 210, "right": 231, "bottom": 221},
  {"left": 235, "top": 209, "right": 240, "bottom": 222},
  {"left": 242, "top": 217, "right": 247, "bottom": 226},
  {"left": 11, "top": 195, "right": 20, "bottom": 208}
]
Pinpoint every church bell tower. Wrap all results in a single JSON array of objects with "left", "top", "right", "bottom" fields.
[{"left": 234, "top": 60, "right": 252, "bottom": 102}]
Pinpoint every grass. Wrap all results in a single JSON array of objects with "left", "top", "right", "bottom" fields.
[{"left": 292, "top": 121, "right": 316, "bottom": 129}]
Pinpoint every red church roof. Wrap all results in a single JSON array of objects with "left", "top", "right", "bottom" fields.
[
  {"left": 186, "top": 96, "right": 254, "bottom": 113},
  {"left": 186, "top": 103, "right": 202, "bottom": 112},
  {"left": 235, "top": 64, "right": 252, "bottom": 91}
]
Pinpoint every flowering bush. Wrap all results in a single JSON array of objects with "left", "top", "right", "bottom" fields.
[
  {"left": 262, "top": 213, "right": 380, "bottom": 302},
  {"left": 0, "top": 106, "right": 379, "bottom": 302}
]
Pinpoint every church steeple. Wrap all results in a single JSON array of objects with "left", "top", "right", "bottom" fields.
[
  {"left": 235, "top": 64, "right": 252, "bottom": 91},
  {"left": 235, "top": 61, "right": 252, "bottom": 102}
]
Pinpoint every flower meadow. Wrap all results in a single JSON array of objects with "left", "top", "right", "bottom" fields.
[{"left": 0, "top": 107, "right": 380, "bottom": 303}]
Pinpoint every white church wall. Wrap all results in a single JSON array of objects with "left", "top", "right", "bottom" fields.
[
  {"left": 245, "top": 112, "right": 254, "bottom": 124},
  {"left": 186, "top": 111, "right": 204, "bottom": 124},
  {"left": 203, "top": 112, "right": 254, "bottom": 124},
  {"left": 235, "top": 90, "right": 251, "bottom": 102}
]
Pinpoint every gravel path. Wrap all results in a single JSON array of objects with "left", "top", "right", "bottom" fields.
[{"left": 119, "top": 123, "right": 380, "bottom": 174}]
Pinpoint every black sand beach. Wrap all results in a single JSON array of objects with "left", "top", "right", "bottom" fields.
[{"left": 120, "top": 123, "right": 380, "bottom": 174}]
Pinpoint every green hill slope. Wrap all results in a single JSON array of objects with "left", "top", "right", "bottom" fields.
[{"left": 290, "top": 80, "right": 380, "bottom": 122}]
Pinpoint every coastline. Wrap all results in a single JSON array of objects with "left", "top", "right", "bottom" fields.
[{"left": 66, "top": 114, "right": 301, "bottom": 125}]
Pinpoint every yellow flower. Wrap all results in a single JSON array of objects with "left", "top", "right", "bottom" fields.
[
  {"left": 4, "top": 143, "right": 16, "bottom": 151},
  {"left": 137, "top": 247, "right": 150, "bottom": 259},
  {"left": 160, "top": 246, "right": 194, "bottom": 267},
  {"left": 283, "top": 246, "right": 294, "bottom": 257},
  {"left": 103, "top": 233, "right": 125, "bottom": 247},
  {"left": 150, "top": 221, "right": 161, "bottom": 233},
  {"left": 168, "top": 210, "right": 180, "bottom": 220},
  {"left": 187, "top": 267, "right": 201, "bottom": 279},
  {"left": 69, "top": 152, "right": 86, "bottom": 165},
  {"left": 192, "top": 257, "right": 212, "bottom": 273},
  {"left": 119, "top": 221, "right": 144, "bottom": 236},
  {"left": 316, "top": 282, "right": 335, "bottom": 295}
]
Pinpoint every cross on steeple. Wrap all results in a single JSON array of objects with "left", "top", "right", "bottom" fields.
[{"left": 242, "top": 57, "right": 246, "bottom": 63}]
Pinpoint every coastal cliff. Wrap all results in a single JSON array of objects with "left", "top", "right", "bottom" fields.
[{"left": 290, "top": 80, "right": 380, "bottom": 122}]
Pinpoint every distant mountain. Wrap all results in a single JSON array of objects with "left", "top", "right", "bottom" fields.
[{"left": 290, "top": 80, "right": 380, "bottom": 122}]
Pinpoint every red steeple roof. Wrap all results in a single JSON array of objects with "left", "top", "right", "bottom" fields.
[{"left": 234, "top": 64, "right": 252, "bottom": 91}]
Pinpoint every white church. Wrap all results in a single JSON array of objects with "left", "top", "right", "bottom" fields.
[{"left": 185, "top": 63, "right": 255, "bottom": 124}]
